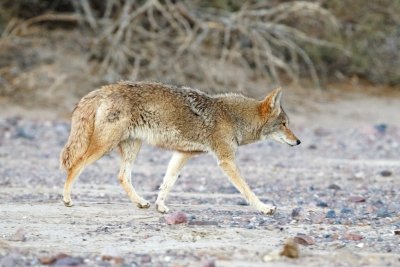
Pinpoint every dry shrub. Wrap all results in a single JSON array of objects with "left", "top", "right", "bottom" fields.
[{"left": 72, "top": 0, "right": 340, "bottom": 90}]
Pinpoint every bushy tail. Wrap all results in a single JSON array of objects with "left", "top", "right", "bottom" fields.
[{"left": 60, "top": 95, "right": 98, "bottom": 171}]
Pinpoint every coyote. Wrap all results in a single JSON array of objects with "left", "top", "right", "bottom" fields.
[{"left": 60, "top": 81, "right": 300, "bottom": 215}]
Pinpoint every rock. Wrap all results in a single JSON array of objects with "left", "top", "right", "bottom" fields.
[
  {"left": 326, "top": 210, "right": 336, "bottom": 219},
  {"left": 165, "top": 211, "right": 188, "bottom": 225},
  {"left": 291, "top": 207, "right": 302, "bottom": 218},
  {"left": 197, "top": 259, "right": 216, "bottom": 267},
  {"left": 101, "top": 246, "right": 124, "bottom": 264},
  {"left": 9, "top": 228, "right": 26, "bottom": 241},
  {"left": 53, "top": 254, "right": 83, "bottom": 266},
  {"left": 394, "top": 230, "right": 400, "bottom": 235},
  {"left": 39, "top": 256, "right": 57, "bottom": 265},
  {"left": 237, "top": 199, "right": 248, "bottom": 206},
  {"left": 348, "top": 196, "right": 366, "bottom": 203},
  {"left": 344, "top": 232, "right": 363, "bottom": 241},
  {"left": 380, "top": 170, "right": 392, "bottom": 177},
  {"left": 328, "top": 184, "right": 341, "bottom": 190},
  {"left": 308, "top": 144, "right": 317, "bottom": 150},
  {"left": 280, "top": 238, "right": 299, "bottom": 258},
  {"left": 374, "top": 123, "right": 387, "bottom": 134},
  {"left": 340, "top": 207, "right": 353, "bottom": 214},
  {"left": 316, "top": 201, "right": 328, "bottom": 208},
  {"left": 293, "top": 234, "right": 315, "bottom": 246},
  {"left": 15, "top": 127, "right": 34, "bottom": 140}
]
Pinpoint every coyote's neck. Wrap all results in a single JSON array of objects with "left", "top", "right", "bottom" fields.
[{"left": 217, "top": 94, "right": 263, "bottom": 146}]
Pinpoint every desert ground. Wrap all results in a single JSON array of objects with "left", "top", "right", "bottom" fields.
[{"left": 0, "top": 86, "right": 399, "bottom": 266}]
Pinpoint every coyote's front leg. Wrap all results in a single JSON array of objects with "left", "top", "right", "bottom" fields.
[
  {"left": 216, "top": 148, "right": 276, "bottom": 215},
  {"left": 155, "top": 152, "right": 194, "bottom": 213}
]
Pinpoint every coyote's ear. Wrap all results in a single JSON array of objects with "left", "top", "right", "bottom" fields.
[{"left": 259, "top": 87, "right": 282, "bottom": 117}]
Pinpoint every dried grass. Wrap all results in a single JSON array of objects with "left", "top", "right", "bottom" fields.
[
  {"left": 73, "top": 0, "right": 341, "bottom": 89},
  {"left": 1, "top": 0, "right": 342, "bottom": 90}
]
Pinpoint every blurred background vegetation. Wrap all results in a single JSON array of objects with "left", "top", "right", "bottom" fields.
[{"left": 0, "top": 0, "right": 399, "bottom": 110}]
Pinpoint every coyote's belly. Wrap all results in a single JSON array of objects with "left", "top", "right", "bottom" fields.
[{"left": 130, "top": 127, "right": 209, "bottom": 152}]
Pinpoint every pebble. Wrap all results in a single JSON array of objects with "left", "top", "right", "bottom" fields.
[
  {"left": 165, "top": 211, "right": 188, "bottom": 225},
  {"left": 53, "top": 255, "right": 83, "bottom": 266},
  {"left": 340, "top": 207, "right": 353, "bottom": 214},
  {"left": 344, "top": 232, "right": 363, "bottom": 241},
  {"left": 348, "top": 196, "right": 366, "bottom": 203},
  {"left": 291, "top": 207, "right": 302, "bottom": 218},
  {"left": 379, "top": 170, "right": 392, "bottom": 177},
  {"left": 280, "top": 238, "right": 299, "bottom": 258},
  {"left": 328, "top": 184, "right": 341, "bottom": 190},
  {"left": 326, "top": 210, "right": 336, "bottom": 219},
  {"left": 8, "top": 228, "right": 26, "bottom": 242},
  {"left": 101, "top": 246, "right": 123, "bottom": 264},
  {"left": 316, "top": 201, "right": 328, "bottom": 208},
  {"left": 293, "top": 234, "right": 315, "bottom": 246},
  {"left": 374, "top": 123, "right": 387, "bottom": 134},
  {"left": 198, "top": 259, "right": 216, "bottom": 267}
]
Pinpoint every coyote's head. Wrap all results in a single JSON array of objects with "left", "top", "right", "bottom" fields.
[{"left": 258, "top": 88, "right": 301, "bottom": 146}]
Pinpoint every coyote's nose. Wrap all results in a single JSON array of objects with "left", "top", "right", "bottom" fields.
[{"left": 296, "top": 139, "right": 301, "bottom": 145}]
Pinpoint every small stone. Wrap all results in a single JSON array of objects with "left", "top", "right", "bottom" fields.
[
  {"left": 380, "top": 170, "right": 392, "bottom": 177},
  {"left": 15, "top": 127, "right": 34, "bottom": 140},
  {"left": 198, "top": 259, "right": 216, "bottom": 267},
  {"left": 326, "top": 210, "right": 336, "bottom": 219},
  {"left": 394, "top": 230, "right": 400, "bottom": 235},
  {"left": 39, "top": 256, "right": 56, "bottom": 265},
  {"left": 374, "top": 123, "right": 387, "bottom": 134},
  {"left": 54, "top": 255, "right": 83, "bottom": 266},
  {"left": 237, "top": 199, "right": 248, "bottom": 206},
  {"left": 164, "top": 211, "right": 188, "bottom": 225},
  {"left": 291, "top": 207, "right": 302, "bottom": 218},
  {"left": 280, "top": 238, "right": 299, "bottom": 258},
  {"left": 308, "top": 144, "right": 317, "bottom": 150},
  {"left": 9, "top": 228, "right": 26, "bottom": 242},
  {"left": 316, "top": 201, "right": 328, "bottom": 208},
  {"left": 344, "top": 232, "right": 363, "bottom": 241},
  {"left": 340, "top": 207, "right": 353, "bottom": 214},
  {"left": 328, "top": 184, "right": 341, "bottom": 190},
  {"left": 293, "top": 234, "right": 315, "bottom": 246},
  {"left": 348, "top": 196, "right": 366, "bottom": 203},
  {"left": 101, "top": 246, "right": 124, "bottom": 264}
]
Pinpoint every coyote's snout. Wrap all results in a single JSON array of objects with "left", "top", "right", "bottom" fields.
[{"left": 60, "top": 81, "right": 301, "bottom": 215}]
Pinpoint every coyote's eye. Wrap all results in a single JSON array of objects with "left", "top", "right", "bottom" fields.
[{"left": 282, "top": 122, "right": 286, "bottom": 127}]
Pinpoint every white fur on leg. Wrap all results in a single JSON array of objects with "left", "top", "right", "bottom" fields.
[{"left": 155, "top": 152, "right": 192, "bottom": 213}]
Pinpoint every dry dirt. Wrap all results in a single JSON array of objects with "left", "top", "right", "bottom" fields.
[{"left": 0, "top": 87, "right": 400, "bottom": 267}]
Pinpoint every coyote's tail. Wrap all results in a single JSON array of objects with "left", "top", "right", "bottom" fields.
[{"left": 60, "top": 95, "right": 98, "bottom": 171}]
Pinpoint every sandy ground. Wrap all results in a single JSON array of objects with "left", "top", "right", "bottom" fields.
[{"left": 0, "top": 88, "right": 400, "bottom": 266}]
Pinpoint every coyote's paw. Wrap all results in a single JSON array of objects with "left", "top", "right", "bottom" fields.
[
  {"left": 137, "top": 200, "right": 151, "bottom": 209},
  {"left": 63, "top": 199, "right": 73, "bottom": 207},
  {"left": 258, "top": 204, "right": 277, "bottom": 215},
  {"left": 155, "top": 202, "right": 169, "bottom": 213}
]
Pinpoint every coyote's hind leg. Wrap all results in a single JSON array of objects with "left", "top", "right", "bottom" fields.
[
  {"left": 118, "top": 139, "right": 150, "bottom": 209},
  {"left": 63, "top": 141, "right": 108, "bottom": 207}
]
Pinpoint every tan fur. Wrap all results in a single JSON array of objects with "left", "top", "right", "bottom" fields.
[{"left": 60, "top": 81, "right": 300, "bottom": 214}]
